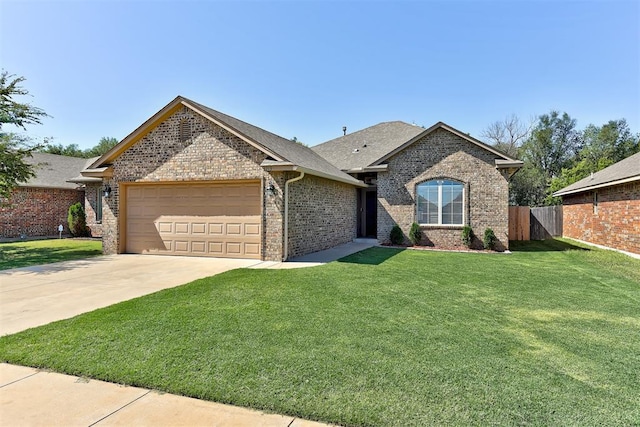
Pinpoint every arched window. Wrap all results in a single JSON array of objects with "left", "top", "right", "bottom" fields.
[{"left": 416, "top": 179, "right": 464, "bottom": 225}]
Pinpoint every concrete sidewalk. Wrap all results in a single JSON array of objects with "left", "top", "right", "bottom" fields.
[{"left": 0, "top": 364, "right": 329, "bottom": 426}]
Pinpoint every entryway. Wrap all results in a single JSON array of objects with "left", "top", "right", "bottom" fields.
[{"left": 357, "top": 187, "right": 377, "bottom": 238}]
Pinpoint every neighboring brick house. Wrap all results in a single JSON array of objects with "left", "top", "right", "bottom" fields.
[
  {"left": 76, "top": 96, "right": 521, "bottom": 261},
  {"left": 553, "top": 152, "right": 640, "bottom": 255},
  {"left": 0, "top": 153, "right": 86, "bottom": 238}
]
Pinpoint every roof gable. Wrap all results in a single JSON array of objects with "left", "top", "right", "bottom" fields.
[
  {"left": 371, "top": 121, "right": 520, "bottom": 166},
  {"left": 553, "top": 151, "right": 640, "bottom": 197},
  {"left": 312, "top": 121, "right": 521, "bottom": 172},
  {"left": 90, "top": 96, "right": 362, "bottom": 187}
]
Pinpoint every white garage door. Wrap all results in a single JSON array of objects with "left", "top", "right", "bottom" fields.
[{"left": 125, "top": 182, "right": 262, "bottom": 259}]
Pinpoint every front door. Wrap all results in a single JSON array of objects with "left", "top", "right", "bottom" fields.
[
  {"left": 357, "top": 188, "right": 378, "bottom": 238},
  {"left": 365, "top": 191, "right": 377, "bottom": 237}
]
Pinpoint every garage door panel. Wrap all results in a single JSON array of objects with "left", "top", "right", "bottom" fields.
[{"left": 126, "top": 183, "right": 261, "bottom": 259}]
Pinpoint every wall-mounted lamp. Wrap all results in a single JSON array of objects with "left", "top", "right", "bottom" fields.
[
  {"left": 266, "top": 183, "right": 277, "bottom": 196},
  {"left": 103, "top": 185, "right": 112, "bottom": 198}
]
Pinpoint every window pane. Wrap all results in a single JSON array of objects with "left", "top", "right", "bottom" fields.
[{"left": 417, "top": 180, "right": 463, "bottom": 225}]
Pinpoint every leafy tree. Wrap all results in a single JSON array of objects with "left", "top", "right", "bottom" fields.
[
  {"left": 546, "top": 119, "right": 639, "bottom": 205},
  {"left": 579, "top": 119, "right": 638, "bottom": 167},
  {"left": 522, "top": 111, "right": 580, "bottom": 181},
  {"left": 39, "top": 136, "right": 119, "bottom": 158},
  {"left": 508, "top": 162, "right": 547, "bottom": 206},
  {"left": 41, "top": 142, "right": 85, "bottom": 157},
  {"left": 0, "top": 71, "right": 48, "bottom": 201},
  {"left": 0, "top": 72, "right": 47, "bottom": 129},
  {"left": 84, "top": 136, "right": 118, "bottom": 158}
]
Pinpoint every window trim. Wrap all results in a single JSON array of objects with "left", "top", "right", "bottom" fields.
[{"left": 416, "top": 179, "right": 465, "bottom": 227}]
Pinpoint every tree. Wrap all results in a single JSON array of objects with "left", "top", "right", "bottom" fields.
[
  {"left": 39, "top": 136, "right": 119, "bottom": 158},
  {"left": 41, "top": 141, "right": 85, "bottom": 157},
  {"left": 84, "top": 136, "right": 118, "bottom": 157},
  {"left": 546, "top": 119, "right": 639, "bottom": 205},
  {"left": 0, "top": 71, "right": 48, "bottom": 201},
  {"left": 480, "top": 114, "right": 531, "bottom": 159},
  {"left": 0, "top": 72, "right": 47, "bottom": 129},
  {"left": 508, "top": 162, "right": 547, "bottom": 206},
  {"left": 522, "top": 111, "right": 580, "bottom": 181}
]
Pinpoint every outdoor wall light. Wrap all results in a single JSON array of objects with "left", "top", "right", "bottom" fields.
[
  {"left": 266, "top": 183, "right": 277, "bottom": 196},
  {"left": 103, "top": 185, "right": 112, "bottom": 198}
]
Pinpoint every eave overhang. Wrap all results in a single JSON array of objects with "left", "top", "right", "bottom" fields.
[
  {"left": 261, "top": 160, "right": 367, "bottom": 187},
  {"left": 553, "top": 175, "right": 640, "bottom": 197}
]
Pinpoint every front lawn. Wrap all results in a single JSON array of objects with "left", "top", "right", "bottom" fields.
[
  {"left": 0, "top": 239, "right": 102, "bottom": 270},
  {"left": 1, "top": 239, "right": 638, "bottom": 425}
]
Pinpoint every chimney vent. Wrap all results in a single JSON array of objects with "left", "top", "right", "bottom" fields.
[{"left": 342, "top": 126, "right": 347, "bottom": 136}]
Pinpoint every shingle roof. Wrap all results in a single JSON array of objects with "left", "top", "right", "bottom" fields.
[
  {"left": 90, "top": 96, "right": 362, "bottom": 187},
  {"left": 311, "top": 121, "right": 425, "bottom": 171},
  {"left": 68, "top": 157, "right": 102, "bottom": 184},
  {"left": 185, "top": 98, "right": 362, "bottom": 186},
  {"left": 553, "top": 151, "right": 640, "bottom": 196},
  {"left": 311, "top": 121, "right": 519, "bottom": 171},
  {"left": 22, "top": 153, "right": 87, "bottom": 190}
]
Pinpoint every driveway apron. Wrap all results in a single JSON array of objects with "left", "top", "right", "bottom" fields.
[{"left": 0, "top": 255, "right": 260, "bottom": 336}]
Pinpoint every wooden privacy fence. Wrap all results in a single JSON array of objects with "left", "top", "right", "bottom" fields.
[{"left": 509, "top": 205, "right": 563, "bottom": 240}]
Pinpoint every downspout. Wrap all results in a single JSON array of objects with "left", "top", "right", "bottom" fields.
[{"left": 283, "top": 171, "right": 305, "bottom": 261}]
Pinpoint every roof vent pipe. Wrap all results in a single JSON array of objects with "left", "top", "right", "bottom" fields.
[{"left": 342, "top": 126, "right": 347, "bottom": 136}]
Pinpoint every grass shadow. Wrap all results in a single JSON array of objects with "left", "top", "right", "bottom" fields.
[
  {"left": 0, "top": 240, "right": 103, "bottom": 272},
  {"left": 510, "top": 239, "right": 590, "bottom": 253},
  {"left": 337, "top": 246, "right": 405, "bottom": 265}
]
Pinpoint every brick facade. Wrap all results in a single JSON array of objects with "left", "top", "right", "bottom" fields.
[
  {"left": 377, "top": 128, "right": 510, "bottom": 251},
  {"left": 103, "top": 106, "right": 357, "bottom": 261},
  {"left": 562, "top": 181, "right": 640, "bottom": 255},
  {"left": 287, "top": 174, "right": 357, "bottom": 258},
  {"left": 0, "top": 187, "right": 84, "bottom": 238}
]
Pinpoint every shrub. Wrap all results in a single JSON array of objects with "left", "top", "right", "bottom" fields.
[
  {"left": 483, "top": 228, "right": 497, "bottom": 250},
  {"left": 462, "top": 226, "right": 474, "bottom": 248},
  {"left": 390, "top": 224, "right": 404, "bottom": 245},
  {"left": 409, "top": 222, "right": 422, "bottom": 246},
  {"left": 67, "top": 202, "right": 89, "bottom": 237}
]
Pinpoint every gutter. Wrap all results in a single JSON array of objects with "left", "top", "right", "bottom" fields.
[
  {"left": 283, "top": 171, "right": 305, "bottom": 261},
  {"left": 260, "top": 160, "right": 366, "bottom": 188}
]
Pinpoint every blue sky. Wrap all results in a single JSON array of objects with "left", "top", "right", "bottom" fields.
[{"left": 1, "top": 0, "right": 638, "bottom": 149}]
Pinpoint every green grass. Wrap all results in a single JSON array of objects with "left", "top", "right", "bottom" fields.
[
  {"left": 0, "top": 239, "right": 102, "bottom": 270},
  {"left": 1, "top": 239, "right": 639, "bottom": 426}
]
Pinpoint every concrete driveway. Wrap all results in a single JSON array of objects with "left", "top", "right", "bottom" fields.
[{"left": 0, "top": 255, "right": 261, "bottom": 336}]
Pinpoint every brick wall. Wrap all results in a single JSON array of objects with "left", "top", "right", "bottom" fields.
[
  {"left": 84, "top": 183, "right": 103, "bottom": 237},
  {"left": 0, "top": 187, "right": 84, "bottom": 238},
  {"left": 105, "top": 106, "right": 336, "bottom": 261},
  {"left": 377, "top": 128, "right": 510, "bottom": 250},
  {"left": 287, "top": 173, "right": 357, "bottom": 258},
  {"left": 563, "top": 181, "right": 640, "bottom": 255}
]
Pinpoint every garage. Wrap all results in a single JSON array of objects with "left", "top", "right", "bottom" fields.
[{"left": 124, "top": 182, "right": 262, "bottom": 259}]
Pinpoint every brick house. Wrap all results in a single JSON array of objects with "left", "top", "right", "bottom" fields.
[
  {"left": 553, "top": 152, "right": 640, "bottom": 255},
  {"left": 75, "top": 96, "right": 522, "bottom": 261},
  {"left": 313, "top": 121, "right": 522, "bottom": 251},
  {"left": 0, "top": 153, "right": 86, "bottom": 238}
]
